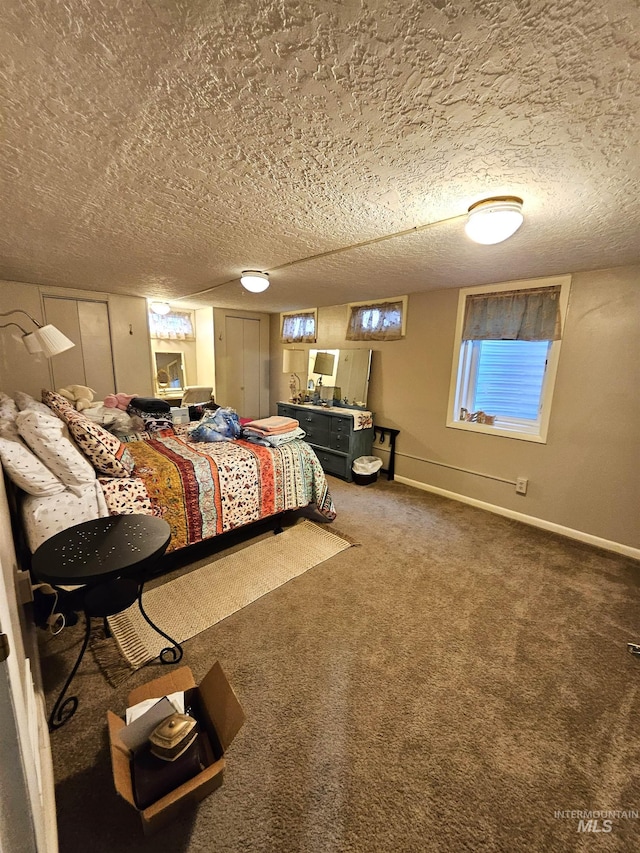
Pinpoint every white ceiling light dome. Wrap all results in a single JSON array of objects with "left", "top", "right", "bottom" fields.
[
  {"left": 240, "top": 271, "right": 270, "bottom": 293},
  {"left": 465, "top": 196, "right": 524, "bottom": 245},
  {"left": 150, "top": 301, "right": 171, "bottom": 314}
]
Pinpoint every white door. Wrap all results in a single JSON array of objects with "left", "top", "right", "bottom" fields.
[
  {"left": 0, "top": 474, "right": 58, "bottom": 853},
  {"left": 224, "top": 316, "right": 261, "bottom": 419},
  {"left": 43, "top": 296, "right": 116, "bottom": 400}
]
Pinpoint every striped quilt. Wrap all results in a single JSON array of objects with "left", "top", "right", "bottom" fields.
[{"left": 99, "top": 434, "right": 336, "bottom": 551}]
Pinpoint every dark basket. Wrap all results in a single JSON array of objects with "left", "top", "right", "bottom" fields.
[{"left": 352, "top": 471, "right": 379, "bottom": 486}]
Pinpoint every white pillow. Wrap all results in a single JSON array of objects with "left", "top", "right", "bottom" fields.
[
  {"left": 0, "top": 402, "right": 18, "bottom": 422},
  {"left": 0, "top": 417, "right": 19, "bottom": 439},
  {"left": 16, "top": 409, "right": 96, "bottom": 495},
  {"left": 0, "top": 430, "right": 67, "bottom": 497},
  {"left": 14, "top": 391, "right": 51, "bottom": 415}
]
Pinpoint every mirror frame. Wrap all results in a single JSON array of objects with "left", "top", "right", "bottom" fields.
[
  {"left": 306, "top": 348, "right": 372, "bottom": 408},
  {"left": 154, "top": 350, "right": 187, "bottom": 394}
]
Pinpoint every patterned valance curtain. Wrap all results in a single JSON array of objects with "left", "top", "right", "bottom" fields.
[
  {"left": 149, "top": 310, "right": 195, "bottom": 340},
  {"left": 346, "top": 300, "right": 404, "bottom": 341},
  {"left": 462, "top": 286, "right": 562, "bottom": 341},
  {"left": 281, "top": 311, "right": 316, "bottom": 343}
]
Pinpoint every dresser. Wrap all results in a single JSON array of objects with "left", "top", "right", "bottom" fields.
[{"left": 277, "top": 402, "right": 374, "bottom": 481}]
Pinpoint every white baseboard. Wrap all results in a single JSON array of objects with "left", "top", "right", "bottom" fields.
[{"left": 395, "top": 475, "right": 640, "bottom": 561}]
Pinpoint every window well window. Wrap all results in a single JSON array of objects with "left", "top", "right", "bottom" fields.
[
  {"left": 346, "top": 297, "right": 407, "bottom": 341},
  {"left": 281, "top": 310, "right": 316, "bottom": 343},
  {"left": 148, "top": 309, "right": 195, "bottom": 340},
  {"left": 447, "top": 276, "right": 571, "bottom": 442}
]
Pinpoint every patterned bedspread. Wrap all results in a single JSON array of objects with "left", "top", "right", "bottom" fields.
[{"left": 99, "top": 434, "right": 335, "bottom": 551}]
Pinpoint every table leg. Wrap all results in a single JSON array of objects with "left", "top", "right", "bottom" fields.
[
  {"left": 48, "top": 611, "right": 92, "bottom": 731},
  {"left": 136, "top": 580, "right": 183, "bottom": 665}
]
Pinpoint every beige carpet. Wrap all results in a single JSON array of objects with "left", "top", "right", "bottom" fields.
[
  {"left": 106, "top": 519, "right": 353, "bottom": 670},
  {"left": 42, "top": 477, "right": 640, "bottom": 853}
]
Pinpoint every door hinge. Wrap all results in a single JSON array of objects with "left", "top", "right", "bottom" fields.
[{"left": 0, "top": 633, "right": 9, "bottom": 662}]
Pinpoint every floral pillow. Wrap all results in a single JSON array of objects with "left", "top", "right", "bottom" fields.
[
  {"left": 41, "top": 388, "right": 76, "bottom": 419},
  {"left": 62, "top": 408, "right": 135, "bottom": 478}
]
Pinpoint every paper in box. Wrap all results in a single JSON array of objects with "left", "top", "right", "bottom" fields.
[{"left": 107, "top": 662, "right": 245, "bottom": 835}]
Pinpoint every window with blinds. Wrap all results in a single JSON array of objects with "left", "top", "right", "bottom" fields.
[
  {"left": 448, "top": 276, "right": 571, "bottom": 443},
  {"left": 467, "top": 340, "right": 550, "bottom": 421}
]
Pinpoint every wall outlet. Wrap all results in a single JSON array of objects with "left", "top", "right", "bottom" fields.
[{"left": 515, "top": 477, "right": 528, "bottom": 495}]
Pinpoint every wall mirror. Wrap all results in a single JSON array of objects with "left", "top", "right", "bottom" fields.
[
  {"left": 307, "top": 349, "right": 372, "bottom": 408},
  {"left": 154, "top": 351, "right": 186, "bottom": 394}
]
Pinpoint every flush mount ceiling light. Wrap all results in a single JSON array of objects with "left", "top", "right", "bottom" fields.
[
  {"left": 240, "top": 271, "right": 270, "bottom": 293},
  {"left": 465, "top": 196, "right": 524, "bottom": 245},
  {"left": 150, "top": 301, "right": 171, "bottom": 315}
]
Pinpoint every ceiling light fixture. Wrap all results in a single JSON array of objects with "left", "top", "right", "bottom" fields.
[
  {"left": 464, "top": 196, "right": 524, "bottom": 245},
  {"left": 240, "top": 271, "right": 270, "bottom": 293},
  {"left": 0, "top": 310, "right": 75, "bottom": 357},
  {"left": 186, "top": 198, "right": 525, "bottom": 301},
  {"left": 150, "top": 301, "right": 171, "bottom": 315}
]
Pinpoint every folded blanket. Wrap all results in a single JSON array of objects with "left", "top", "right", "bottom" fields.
[
  {"left": 243, "top": 427, "right": 306, "bottom": 447},
  {"left": 243, "top": 416, "right": 299, "bottom": 436}
]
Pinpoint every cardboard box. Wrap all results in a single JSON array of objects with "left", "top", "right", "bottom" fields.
[
  {"left": 170, "top": 407, "right": 189, "bottom": 425},
  {"left": 107, "top": 663, "right": 245, "bottom": 835}
]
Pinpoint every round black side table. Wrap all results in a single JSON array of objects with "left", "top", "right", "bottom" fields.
[{"left": 31, "top": 514, "right": 183, "bottom": 730}]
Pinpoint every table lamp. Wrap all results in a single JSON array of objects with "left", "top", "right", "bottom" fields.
[{"left": 312, "top": 351, "right": 335, "bottom": 387}]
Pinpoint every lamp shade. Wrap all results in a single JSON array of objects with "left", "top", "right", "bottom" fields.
[
  {"left": 35, "top": 324, "right": 75, "bottom": 357},
  {"left": 240, "top": 271, "right": 270, "bottom": 293},
  {"left": 283, "top": 349, "right": 307, "bottom": 374},
  {"left": 465, "top": 196, "right": 524, "bottom": 245},
  {"left": 312, "top": 352, "right": 335, "bottom": 376}
]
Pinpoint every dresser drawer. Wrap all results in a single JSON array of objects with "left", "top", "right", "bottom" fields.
[
  {"left": 313, "top": 449, "right": 349, "bottom": 479},
  {"left": 277, "top": 404, "right": 296, "bottom": 419},
  {"left": 331, "top": 416, "right": 352, "bottom": 435},
  {"left": 298, "top": 411, "right": 330, "bottom": 445},
  {"left": 329, "top": 431, "right": 350, "bottom": 452},
  {"left": 303, "top": 423, "right": 330, "bottom": 446}
]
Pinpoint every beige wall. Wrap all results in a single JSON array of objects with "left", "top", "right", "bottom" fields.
[
  {"left": 0, "top": 280, "right": 154, "bottom": 399},
  {"left": 270, "top": 265, "right": 640, "bottom": 552}
]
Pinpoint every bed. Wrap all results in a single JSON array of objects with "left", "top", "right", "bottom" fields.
[
  {"left": 99, "top": 428, "right": 335, "bottom": 552},
  {"left": 0, "top": 390, "right": 336, "bottom": 557}
]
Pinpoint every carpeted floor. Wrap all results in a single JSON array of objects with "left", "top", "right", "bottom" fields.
[
  {"left": 39, "top": 476, "right": 640, "bottom": 852},
  {"left": 101, "top": 519, "right": 353, "bottom": 673}
]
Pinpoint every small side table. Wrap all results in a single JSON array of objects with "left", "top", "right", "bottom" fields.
[{"left": 31, "top": 515, "right": 182, "bottom": 730}]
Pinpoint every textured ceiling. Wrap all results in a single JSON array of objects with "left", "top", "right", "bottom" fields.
[{"left": 1, "top": 0, "right": 639, "bottom": 313}]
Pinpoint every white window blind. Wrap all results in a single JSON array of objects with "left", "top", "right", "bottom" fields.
[{"left": 469, "top": 340, "right": 550, "bottom": 420}]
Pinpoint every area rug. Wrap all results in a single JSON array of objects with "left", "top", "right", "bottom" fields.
[{"left": 93, "top": 520, "right": 354, "bottom": 680}]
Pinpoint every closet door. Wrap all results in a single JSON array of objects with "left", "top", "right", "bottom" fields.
[
  {"left": 43, "top": 297, "right": 116, "bottom": 399},
  {"left": 224, "top": 316, "right": 260, "bottom": 419}
]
